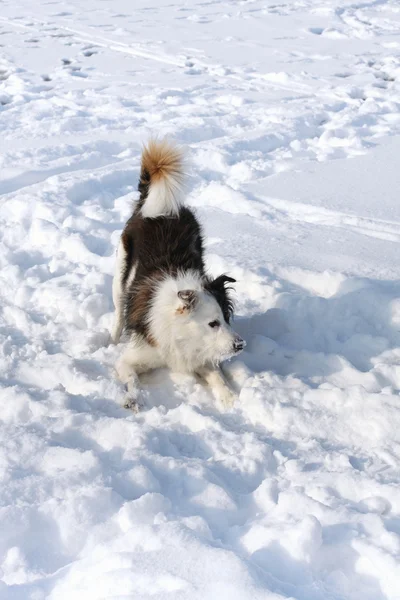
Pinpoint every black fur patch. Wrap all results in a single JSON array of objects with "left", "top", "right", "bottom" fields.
[{"left": 204, "top": 275, "right": 235, "bottom": 323}]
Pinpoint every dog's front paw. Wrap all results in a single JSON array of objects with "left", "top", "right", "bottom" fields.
[
  {"left": 217, "top": 387, "right": 237, "bottom": 409},
  {"left": 123, "top": 390, "right": 144, "bottom": 412}
]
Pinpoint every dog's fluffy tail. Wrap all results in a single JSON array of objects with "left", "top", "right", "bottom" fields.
[{"left": 139, "top": 139, "right": 185, "bottom": 218}]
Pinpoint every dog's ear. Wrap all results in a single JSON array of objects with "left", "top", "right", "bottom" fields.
[
  {"left": 177, "top": 290, "right": 198, "bottom": 312},
  {"left": 212, "top": 275, "right": 236, "bottom": 287},
  {"left": 206, "top": 275, "right": 235, "bottom": 323}
]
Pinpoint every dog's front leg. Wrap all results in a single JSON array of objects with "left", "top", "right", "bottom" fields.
[
  {"left": 115, "top": 356, "right": 142, "bottom": 411},
  {"left": 115, "top": 337, "right": 163, "bottom": 411},
  {"left": 197, "top": 365, "right": 237, "bottom": 408}
]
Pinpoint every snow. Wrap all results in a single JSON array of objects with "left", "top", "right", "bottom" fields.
[{"left": 1, "top": 0, "right": 400, "bottom": 598}]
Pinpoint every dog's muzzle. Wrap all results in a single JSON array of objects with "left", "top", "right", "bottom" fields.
[{"left": 233, "top": 336, "right": 245, "bottom": 353}]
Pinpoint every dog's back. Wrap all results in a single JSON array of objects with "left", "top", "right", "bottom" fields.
[{"left": 122, "top": 207, "right": 204, "bottom": 285}]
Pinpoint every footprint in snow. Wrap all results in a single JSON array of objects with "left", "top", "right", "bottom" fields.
[
  {"left": 82, "top": 48, "right": 98, "bottom": 57},
  {"left": 0, "top": 94, "right": 12, "bottom": 106}
]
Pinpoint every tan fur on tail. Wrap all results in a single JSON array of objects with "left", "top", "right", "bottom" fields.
[
  {"left": 141, "top": 139, "right": 184, "bottom": 183},
  {"left": 140, "top": 139, "right": 185, "bottom": 219}
]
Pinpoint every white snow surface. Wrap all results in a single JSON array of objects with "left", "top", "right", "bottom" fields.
[{"left": 1, "top": 0, "right": 400, "bottom": 598}]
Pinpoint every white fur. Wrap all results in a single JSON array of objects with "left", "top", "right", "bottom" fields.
[
  {"left": 125, "top": 262, "right": 137, "bottom": 290},
  {"left": 197, "top": 365, "right": 237, "bottom": 407},
  {"left": 148, "top": 271, "right": 240, "bottom": 372},
  {"left": 141, "top": 176, "right": 184, "bottom": 219},
  {"left": 114, "top": 271, "right": 244, "bottom": 410},
  {"left": 111, "top": 240, "right": 137, "bottom": 344},
  {"left": 111, "top": 240, "right": 126, "bottom": 344}
]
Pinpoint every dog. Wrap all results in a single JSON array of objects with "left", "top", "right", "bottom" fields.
[{"left": 111, "top": 139, "right": 245, "bottom": 411}]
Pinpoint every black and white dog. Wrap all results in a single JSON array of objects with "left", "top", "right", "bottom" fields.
[{"left": 111, "top": 140, "right": 245, "bottom": 410}]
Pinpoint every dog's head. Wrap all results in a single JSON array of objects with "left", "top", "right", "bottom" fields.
[{"left": 171, "top": 275, "right": 244, "bottom": 367}]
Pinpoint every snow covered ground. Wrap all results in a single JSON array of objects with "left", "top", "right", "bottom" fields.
[{"left": 1, "top": 0, "right": 400, "bottom": 598}]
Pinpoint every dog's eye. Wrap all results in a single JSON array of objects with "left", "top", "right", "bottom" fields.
[{"left": 208, "top": 320, "right": 220, "bottom": 329}]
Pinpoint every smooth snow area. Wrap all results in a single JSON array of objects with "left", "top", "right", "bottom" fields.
[{"left": 1, "top": 1, "right": 400, "bottom": 599}]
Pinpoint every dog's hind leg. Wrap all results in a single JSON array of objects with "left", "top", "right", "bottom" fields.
[
  {"left": 111, "top": 239, "right": 127, "bottom": 344},
  {"left": 197, "top": 365, "right": 237, "bottom": 408},
  {"left": 115, "top": 336, "right": 163, "bottom": 411}
]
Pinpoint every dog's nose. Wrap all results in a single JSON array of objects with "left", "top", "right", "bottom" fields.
[{"left": 233, "top": 337, "right": 245, "bottom": 353}]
